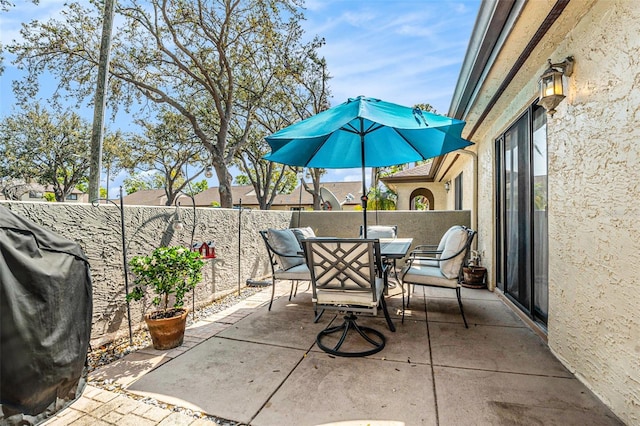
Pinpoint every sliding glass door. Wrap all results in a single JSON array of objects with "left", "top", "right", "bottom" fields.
[{"left": 496, "top": 105, "right": 548, "bottom": 325}]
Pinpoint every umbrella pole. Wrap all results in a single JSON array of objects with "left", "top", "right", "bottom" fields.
[{"left": 360, "top": 128, "right": 368, "bottom": 238}]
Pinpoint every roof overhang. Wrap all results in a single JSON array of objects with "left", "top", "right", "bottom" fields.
[{"left": 448, "top": 0, "right": 595, "bottom": 140}]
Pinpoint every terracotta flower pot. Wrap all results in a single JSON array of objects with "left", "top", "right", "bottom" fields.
[
  {"left": 144, "top": 308, "right": 189, "bottom": 350},
  {"left": 462, "top": 266, "right": 487, "bottom": 289}
]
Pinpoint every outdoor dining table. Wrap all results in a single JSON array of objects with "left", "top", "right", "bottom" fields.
[
  {"left": 378, "top": 237, "right": 413, "bottom": 289},
  {"left": 378, "top": 237, "right": 413, "bottom": 260}
]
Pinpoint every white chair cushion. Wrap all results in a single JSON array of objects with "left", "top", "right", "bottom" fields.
[
  {"left": 365, "top": 225, "right": 396, "bottom": 239},
  {"left": 402, "top": 264, "right": 459, "bottom": 289},
  {"left": 439, "top": 227, "right": 468, "bottom": 279},
  {"left": 315, "top": 276, "right": 384, "bottom": 307},
  {"left": 267, "top": 228, "right": 305, "bottom": 270},
  {"left": 274, "top": 263, "right": 310, "bottom": 280},
  {"left": 291, "top": 227, "right": 316, "bottom": 247},
  {"left": 437, "top": 225, "right": 464, "bottom": 253}
]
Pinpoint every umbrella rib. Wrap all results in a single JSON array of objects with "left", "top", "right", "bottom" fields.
[
  {"left": 365, "top": 123, "right": 384, "bottom": 134},
  {"left": 391, "top": 128, "right": 432, "bottom": 161},
  {"left": 342, "top": 123, "right": 360, "bottom": 134}
]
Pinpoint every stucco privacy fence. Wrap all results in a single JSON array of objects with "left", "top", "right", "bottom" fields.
[{"left": 0, "top": 201, "right": 469, "bottom": 345}]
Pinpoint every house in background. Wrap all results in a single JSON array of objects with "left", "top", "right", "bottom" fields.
[
  {"left": 192, "top": 181, "right": 361, "bottom": 210},
  {"left": 380, "top": 163, "right": 439, "bottom": 210},
  {"left": 0, "top": 181, "right": 88, "bottom": 203},
  {"left": 123, "top": 182, "right": 362, "bottom": 211},
  {"left": 438, "top": 0, "right": 639, "bottom": 423},
  {"left": 121, "top": 189, "right": 169, "bottom": 206}
]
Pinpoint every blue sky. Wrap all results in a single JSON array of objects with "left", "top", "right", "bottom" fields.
[{"left": 0, "top": 0, "right": 481, "bottom": 196}]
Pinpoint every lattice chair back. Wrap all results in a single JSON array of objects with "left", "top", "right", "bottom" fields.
[{"left": 302, "top": 238, "right": 395, "bottom": 357}]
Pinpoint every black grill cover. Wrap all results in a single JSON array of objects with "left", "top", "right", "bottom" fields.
[{"left": 0, "top": 205, "right": 92, "bottom": 419}]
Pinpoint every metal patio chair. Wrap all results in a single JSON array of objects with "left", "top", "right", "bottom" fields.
[
  {"left": 259, "top": 229, "right": 311, "bottom": 311},
  {"left": 400, "top": 226, "right": 476, "bottom": 328},
  {"left": 302, "top": 238, "right": 395, "bottom": 357}
]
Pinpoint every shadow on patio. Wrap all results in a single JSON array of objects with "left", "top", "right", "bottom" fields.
[{"left": 49, "top": 282, "right": 622, "bottom": 426}]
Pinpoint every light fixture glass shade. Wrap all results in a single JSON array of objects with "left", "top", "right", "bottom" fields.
[
  {"left": 204, "top": 166, "right": 213, "bottom": 178},
  {"left": 537, "top": 62, "right": 566, "bottom": 115},
  {"left": 172, "top": 219, "right": 185, "bottom": 231}
]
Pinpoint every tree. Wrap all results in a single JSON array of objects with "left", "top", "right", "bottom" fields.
[
  {"left": 250, "top": 37, "right": 331, "bottom": 210},
  {"left": 233, "top": 127, "right": 297, "bottom": 209},
  {"left": 0, "top": 178, "right": 30, "bottom": 200},
  {"left": 123, "top": 173, "right": 160, "bottom": 195},
  {"left": 120, "top": 109, "right": 209, "bottom": 205},
  {"left": 0, "top": 104, "right": 121, "bottom": 201},
  {"left": 367, "top": 186, "right": 397, "bottom": 211},
  {"left": 8, "top": 0, "right": 318, "bottom": 208}
]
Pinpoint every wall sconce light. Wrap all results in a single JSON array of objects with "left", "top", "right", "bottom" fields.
[
  {"left": 537, "top": 56, "right": 574, "bottom": 116},
  {"left": 444, "top": 181, "right": 451, "bottom": 192}
]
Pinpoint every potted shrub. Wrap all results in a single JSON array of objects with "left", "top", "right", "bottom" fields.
[{"left": 127, "top": 246, "right": 204, "bottom": 349}]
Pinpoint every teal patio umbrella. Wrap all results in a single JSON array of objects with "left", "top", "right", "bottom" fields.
[{"left": 264, "top": 96, "right": 473, "bottom": 236}]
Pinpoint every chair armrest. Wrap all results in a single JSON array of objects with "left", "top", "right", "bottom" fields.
[
  {"left": 409, "top": 245, "right": 441, "bottom": 257},
  {"left": 413, "top": 244, "right": 438, "bottom": 251},
  {"left": 410, "top": 249, "right": 441, "bottom": 256}
]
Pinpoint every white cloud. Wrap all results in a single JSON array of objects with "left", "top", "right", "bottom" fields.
[{"left": 305, "top": 1, "right": 480, "bottom": 112}]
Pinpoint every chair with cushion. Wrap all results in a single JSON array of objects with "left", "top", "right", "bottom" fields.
[
  {"left": 359, "top": 225, "right": 398, "bottom": 239},
  {"left": 302, "top": 238, "right": 395, "bottom": 357},
  {"left": 409, "top": 225, "right": 465, "bottom": 268},
  {"left": 400, "top": 226, "right": 476, "bottom": 327},
  {"left": 260, "top": 229, "right": 311, "bottom": 311},
  {"left": 360, "top": 225, "right": 399, "bottom": 281}
]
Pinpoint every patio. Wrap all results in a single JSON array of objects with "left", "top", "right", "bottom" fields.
[{"left": 44, "top": 281, "right": 622, "bottom": 426}]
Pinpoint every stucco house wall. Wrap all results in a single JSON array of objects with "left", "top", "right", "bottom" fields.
[
  {"left": 546, "top": 2, "right": 640, "bottom": 422},
  {"left": 452, "top": 0, "right": 640, "bottom": 422}
]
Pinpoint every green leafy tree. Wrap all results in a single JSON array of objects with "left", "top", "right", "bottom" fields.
[
  {"left": 0, "top": 178, "right": 30, "bottom": 200},
  {"left": 233, "top": 127, "right": 297, "bottom": 210},
  {"left": 8, "top": 0, "right": 318, "bottom": 208},
  {"left": 120, "top": 109, "right": 208, "bottom": 205},
  {"left": 367, "top": 187, "right": 397, "bottom": 211},
  {"left": 251, "top": 37, "right": 331, "bottom": 210},
  {"left": 0, "top": 104, "right": 121, "bottom": 201},
  {"left": 184, "top": 179, "right": 208, "bottom": 196},
  {"left": 123, "top": 172, "right": 163, "bottom": 195}
]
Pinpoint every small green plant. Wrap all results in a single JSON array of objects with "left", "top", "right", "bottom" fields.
[{"left": 127, "top": 246, "right": 204, "bottom": 312}]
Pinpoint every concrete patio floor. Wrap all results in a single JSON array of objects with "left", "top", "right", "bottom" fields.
[{"left": 44, "top": 282, "right": 623, "bottom": 425}]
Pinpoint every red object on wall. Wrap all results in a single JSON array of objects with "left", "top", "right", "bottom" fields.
[{"left": 192, "top": 241, "right": 216, "bottom": 259}]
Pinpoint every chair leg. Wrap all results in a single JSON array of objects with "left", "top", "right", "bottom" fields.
[
  {"left": 269, "top": 278, "right": 276, "bottom": 311},
  {"left": 456, "top": 286, "right": 468, "bottom": 328},
  {"left": 316, "top": 313, "right": 386, "bottom": 357},
  {"left": 401, "top": 281, "right": 406, "bottom": 324},
  {"left": 314, "top": 308, "right": 325, "bottom": 323},
  {"left": 380, "top": 296, "right": 396, "bottom": 332},
  {"left": 288, "top": 280, "right": 295, "bottom": 301}
]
